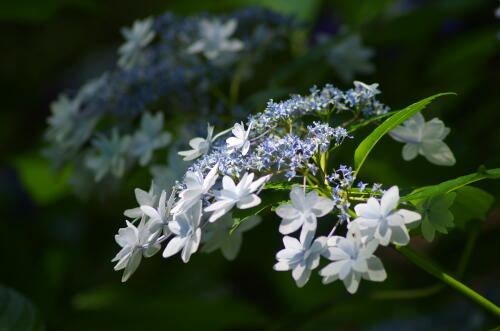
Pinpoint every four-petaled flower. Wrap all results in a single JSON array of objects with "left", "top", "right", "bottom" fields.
[
  {"left": 205, "top": 172, "right": 270, "bottom": 223},
  {"left": 118, "top": 17, "right": 156, "bottom": 70},
  {"left": 352, "top": 186, "right": 421, "bottom": 246},
  {"left": 178, "top": 124, "right": 214, "bottom": 161},
  {"left": 389, "top": 112, "right": 455, "bottom": 166},
  {"left": 112, "top": 216, "right": 161, "bottom": 282},
  {"left": 226, "top": 122, "right": 252, "bottom": 155},
  {"left": 163, "top": 201, "right": 203, "bottom": 263},
  {"left": 187, "top": 19, "right": 244, "bottom": 60},
  {"left": 171, "top": 163, "right": 219, "bottom": 214},
  {"left": 319, "top": 223, "right": 386, "bottom": 294},
  {"left": 274, "top": 234, "right": 327, "bottom": 288},
  {"left": 276, "top": 185, "right": 334, "bottom": 242}
]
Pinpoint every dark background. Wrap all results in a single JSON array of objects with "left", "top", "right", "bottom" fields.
[{"left": 1, "top": 0, "right": 499, "bottom": 330}]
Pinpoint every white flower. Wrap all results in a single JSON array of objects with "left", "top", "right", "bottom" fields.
[
  {"left": 171, "top": 163, "right": 219, "bottom": 215},
  {"left": 187, "top": 19, "right": 244, "bottom": 60},
  {"left": 202, "top": 214, "right": 261, "bottom": 260},
  {"left": 204, "top": 172, "right": 270, "bottom": 223},
  {"left": 130, "top": 112, "right": 171, "bottom": 166},
  {"left": 178, "top": 124, "right": 214, "bottom": 161},
  {"left": 112, "top": 216, "right": 161, "bottom": 282},
  {"left": 163, "top": 201, "right": 203, "bottom": 263},
  {"left": 354, "top": 81, "right": 379, "bottom": 94},
  {"left": 319, "top": 223, "right": 386, "bottom": 294},
  {"left": 124, "top": 183, "right": 157, "bottom": 219},
  {"left": 274, "top": 234, "right": 327, "bottom": 288},
  {"left": 226, "top": 122, "right": 252, "bottom": 155},
  {"left": 118, "top": 17, "right": 156, "bottom": 69},
  {"left": 352, "top": 186, "right": 421, "bottom": 246},
  {"left": 275, "top": 185, "right": 334, "bottom": 242},
  {"left": 140, "top": 189, "right": 176, "bottom": 235},
  {"left": 389, "top": 112, "right": 455, "bottom": 166}
]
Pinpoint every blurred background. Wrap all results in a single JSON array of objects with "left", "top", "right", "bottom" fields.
[{"left": 1, "top": 0, "right": 499, "bottom": 330}]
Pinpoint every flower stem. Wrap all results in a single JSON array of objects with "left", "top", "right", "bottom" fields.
[{"left": 395, "top": 245, "right": 500, "bottom": 318}]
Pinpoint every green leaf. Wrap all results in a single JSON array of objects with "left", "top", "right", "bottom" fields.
[
  {"left": 450, "top": 186, "right": 494, "bottom": 229},
  {"left": 353, "top": 92, "right": 455, "bottom": 176},
  {"left": 401, "top": 167, "right": 500, "bottom": 202},
  {"left": 0, "top": 287, "right": 44, "bottom": 331},
  {"left": 10, "top": 154, "right": 72, "bottom": 205},
  {"left": 416, "top": 193, "right": 456, "bottom": 242},
  {"left": 347, "top": 110, "right": 398, "bottom": 133}
]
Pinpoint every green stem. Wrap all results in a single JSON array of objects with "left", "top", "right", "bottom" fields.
[
  {"left": 395, "top": 245, "right": 500, "bottom": 318},
  {"left": 456, "top": 225, "right": 479, "bottom": 278},
  {"left": 371, "top": 284, "right": 443, "bottom": 300}
]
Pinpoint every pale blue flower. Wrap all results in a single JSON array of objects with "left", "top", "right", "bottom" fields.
[
  {"left": 171, "top": 163, "right": 219, "bottom": 214},
  {"left": 326, "top": 34, "right": 375, "bottom": 82},
  {"left": 112, "top": 216, "right": 162, "bottom": 282},
  {"left": 276, "top": 185, "right": 334, "bottom": 243},
  {"left": 204, "top": 172, "right": 270, "bottom": 223},
  {"left": 163, "top": 201, "right": 203, "bottom": 263},
  {"left": 226, "top": 122, "right": 252, "bottom": 155},
  {"left": 187, "top": 19, "right": 244, "bottom": 60},
  {"left": 389, "top": 112, "right": 455, "bottom": 166},
  {"left": 274, "top": 234, "right": 327, "bottom": 288},
  {"left": 130, "top": 112, "right": 171, "bottom": 166},
  {"left": 352, "top": 186, "right": 421, "bottom": 246},
  {"left": 320, "top": 223, "right": 386, "bottom": 294},
  {"left": 85, "top": 129, "right": 131, "bottom": 181},
  {"left": 118, "top": 17, "right": 156, "bottom": 69},
  {"left": 178, "top": 124, "right": 214, "bottom": 161}
]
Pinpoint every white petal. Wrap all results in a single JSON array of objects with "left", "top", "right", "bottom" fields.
[
  {"left": 390, "top": 226, "right": 410, "bottom": 245},
  {"left": 162, "top": 236, "right": 186, "bottom": 258},
  {"left": 402, "top": 143, "right": 419, "bottom": 161},
  {"left": 279, "top": 217, "right": 304, "bottom": 235},
  {"left": 352, "top": 258, "right": 368, "bottom": 272},
  {"left": 274, "top": 261, "right": 291, "bottom": 271},
  {"left": 295, "top": 268, "right": 311, "bottom": 288},
  {"left": 222, "top": 175, "right": 237, "bottom": 191},
  {"left": 380, "top": 186, "right": 399, "bottom": 216},
  {"left": 420, "top": 140, "right": 456, "bottom": 166},
  {"left": 354, "top": 198, "right": 380, "bottom": 219},
  {"left": 140, "top": 205, "right": 161, "bottom": 220},
  {"left": 422, "top": 119, "right": 445, "bottom": 140},
  {"left": 363, "top": 256, "right": 387, "bottom": 282},
  {"left": 276, "top": 204, "right": 298, "bottom": 219},
  {"left": 323, "top": 247, "right": 349, "bottom": 261},
  {"left": 226, "top": 137, "right": 242, "bottom": 148},
  {"left": 292, "top": 263, "right": 307, "bottom": 282},
  {"left": 236, "top": 194, "right": 261, "bottom": 209},
  {"left": 283, "top": 236, "right": 302, "bottom": 250},
  {"left": 398, "top": 209, "right": 421, "bottom": 224},
  {"left": 390, "top": 125, "right": 419, "bottom": 143},
  {"left": 311, "top": 197, "right": 334, "bottom": 217},
  {"left": 241, "top": 141, "right": 250, "bottom": 155},
  {"left": 121, "top": 250, "right": 142, "bottom": 282},
  {"left": 343, "top": 271, "right": 361, "bottom": 294}
]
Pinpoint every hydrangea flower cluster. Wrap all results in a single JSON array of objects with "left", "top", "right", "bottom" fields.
[
  {"left": 44, "top": 7, "right": 298, "bottom": 193},
  {"left": 112, "top": 82, "right": 425, "bottom": 295}
]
